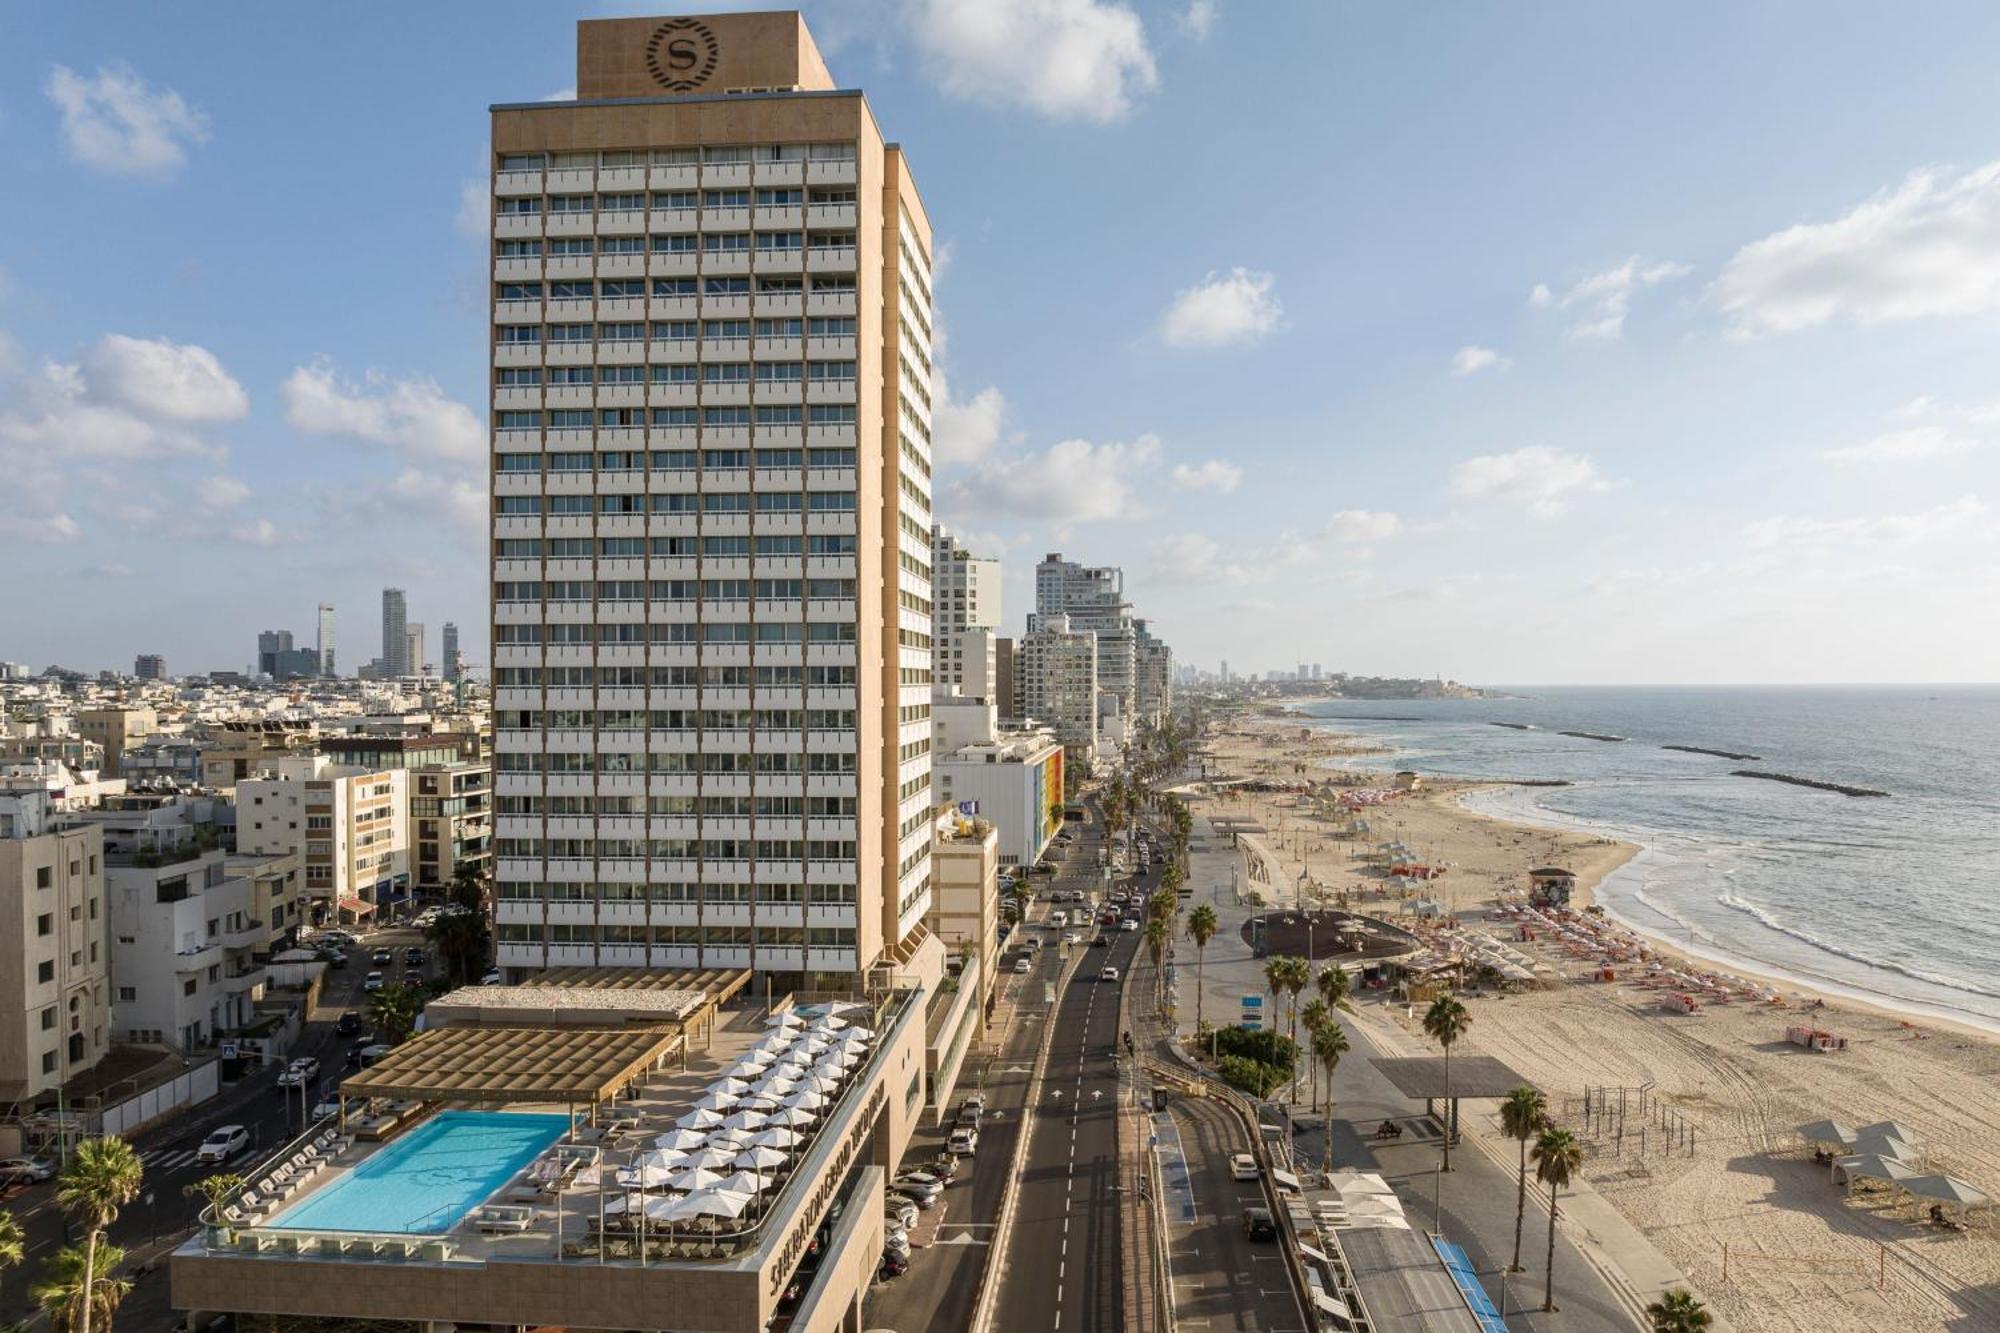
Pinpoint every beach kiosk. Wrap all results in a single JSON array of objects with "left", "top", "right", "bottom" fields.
[{"left": 1528, "top": 867, "right": 1577, "bottom": 908}]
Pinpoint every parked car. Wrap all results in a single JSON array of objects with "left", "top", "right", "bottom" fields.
[
  {"left": 1230, "top": 1154, "right": 1260, "bottom": 1181},
  {"left": 877, "top": 1249, "right": 910, "bottom": 1279},
  {"left": 196, "top": 1125, "right": 250, "bottom": 1164},
  {"left": 311, "top": 1097, "right": 342, "bottom": 1120},
  {"left": 1121, "top": 919, "right": 1139, "bottom": 932},
  {"left": 883, "top": 1229, "right": 912, "bottom": 1259},
  {"left": 955, "top": 1102, "right": 981, "bottom": 1127},
  {"left": 0, "top": 1156, "right": 56, "bottom": 1185},
  {"left": 893, "top": 1178, "right": 942, "bottom": 1208},
  {"left": 356, "top": 1044, "right": 393, "bottom": 1067},
  {"left": 925, "top": 1153, "right": 959, "bottom": 1182},
  {"left": 276, "top": 1057, "right": 319, "bottom": 1087},
  {"left": 480, "top": 969, "right": 503, "bottom": 985},
  {"left": 1013, "top": 957, "right": 1032, "bottom": 975},
  {"left": 886, "top": 1197, "right": 920, "bottom": 1230},
  {"left": 371, "top": 949, "right": 392, "bottom": 965},
  {"left": 335, "top": 1012, "right": 362, "bottom": 1037},
  {"left": 1242, "top": 1206, "right": 1278, "bottom": 1241},
  {"left": 363, "top": 971, "right": 385, "bottom": 991},
  {"left": 947, "top": 1127, "right": 978, "bottom": 1156},
  {"left": 1099, "top": 966, "right": 1121, "bottom": 983}
]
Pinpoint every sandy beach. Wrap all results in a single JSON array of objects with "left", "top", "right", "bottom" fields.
[{"left": 1193, "top": 712, "right": 2000, "bottom": 1333}]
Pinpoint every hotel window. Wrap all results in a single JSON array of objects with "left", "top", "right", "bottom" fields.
[
  {"left": 654, "top": 277, "right": 698, "bottom": 296},
  {"left": 809, "top": 404, "right": 857, "bottom": 424},
  {"left": 598, "top": 322, "right": 645, "bottom": 342},
  {"left": 601, "top": 408, "right": 644, "bottom": 428},
  {"left": 706, "top": 277, "right": 751, "bottom": 294},
  {"left": 704, "top": 319, "right": 751, "bottom": 339},
  {"left": 497, "top": 197, "right": 540, "bottom": 215},
  {"left": 497, "top": 367, "right": 543, "bottom": 386},
  {"left": 653, "top": 190, "right": 697, "bottom": 209},
  {"left": 598, "top": 193, "right": 644, "bottom": 211},
  {"left": 498, "top": 282, "right": 543, "bottom": 300},
  {"left": 755, "top": 363, "right": 802, "bottom": 383},
  {"left": 704, "top": 233, "right": 750, "bottom": 252},
  {"left": 758, "top": 276, "right": 804, "bottom": 293},
  {"left": 703, "top": 146, "right": 751, "bottom": 164},
  {"left": 703, "top": 448, "right": 751, "bottom": 470},
  {"left": 702, "top": 362, "right": 750, "bottom": 383},
  {"left": 602, "top": 235, "right": 645, "bottom": 254},
  {"left": 549, "top": 410, "right": 592, "bottom": 430},
  {"left": 756, "top": 231, "right": 803, "bottom": 251},
  {"left": 757, "top": 188, "right": 804, "bottom": 206},
  {"left": 497, "top": 239, "right": 543, "bottom": 257},
  {"left": 702, "top": 493, "right": 750, "bottom": 514},
  {"left": 495, "top": 453, "right": 541, "bottom": 473},
  {"left": 496, "top": 411, "right": 542, "bottom": 430},
  {"left": 757, "top": 317, "right": 804, "bottom": 338},
  {"left": 601, "top": 279, "right": 645, "bottom": 299},
  {"left": 807, "top": 360, "right": 856, "bottom": 381},
  {"left": 548, "top": 195, "right": 593, "bottom": 214},
  {"left": 550, "top": 238, "right": 594, "bottom": 256},
  {"left": 704, "top": 406, "right": 751, "bottom": 426},
  {"left": 757, "top": 405, "right": 804, "bottom": 426},
  {"left": 497, "top": 326, "right": 541, "bottom": 344},
  {"left": 549, "top": 280, "right": 593, "bottom": 299},
  {"left": 756, "top": 492, "right": 802, "bottom": 513},
  {"left": 651, "top": 448, "right": 697, "bottom": 470},
  {"left": 548, "top": 323, "right": 591, "bottom": 343},
  {"left": 496, "top": 539, "right": 542, "bottom": 558},
  {"left": 756, "top": 535, "right": 804, "bottom": 556},
  {"left": 652, "top": 321, "right": 697, "bottom": 341},
  {"left": 549, "top": 366, "right": 593, "bottom": 385},
  {"left": 704, "top": 189, "right": 751, "bottom": 208},
  {"left": 499, "top": 153, "right": 545, "bottom": 171},
  {"left": 598, "top": 450, "right": 642, "bottom": 471},
  {"left": 808, "top": 447, "right": 856, "bottom": 468},
  {"left": 548, "top": 452, "right": 593, "bottom": 471},
  {"left": 654, "top": 233, "right": 698, "bottom": 253},
  {"left": 602, "top": 364, "right": 645, "bottom": 384},
  {"left": 756, "top": 447, "right": 803, "bottom": 468}
]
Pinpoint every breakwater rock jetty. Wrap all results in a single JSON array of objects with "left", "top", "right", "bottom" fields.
[
  {"left": 1490, "top": 722, "right": 1536, "bottom": 731},
  {"left": 1558, "top": 731, "right": 1626, "bottom": 743},
  {"left": 1731, "top": 770, "right": 1890, "bottom": 798},
  {"left": 1663, "top": 744, "right": 1763, "bottom": 761}
]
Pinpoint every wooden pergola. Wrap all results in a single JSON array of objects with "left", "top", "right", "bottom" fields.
[{"left": 336, "top": 1024, "right": 684, "bottom": 1121}]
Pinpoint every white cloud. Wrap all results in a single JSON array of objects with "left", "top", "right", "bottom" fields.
[
  {"left": 45, "top": 63, "right": 209, "bottom": 179},
  {"left": 456, "top": 179, "right": 490, "bottom": 240},
  {"left": 1715, "top": 162, "right": 2000, "bottom": 336},
  {"left": 1180, "top": 0, "right": 1217, "bottom": 40},
  {"left": 1823, "top": 396, "right": 2000, "bottom": 465},
  {"left": 1169, "top": 459, "right": 1242, "bottom": 493},
  {"left": 934, "top": 377, "right": 1006, "bottom": 465},
  {"left": 949, "top": 433, "right": 1160, "bottom": 526},
  {"left": 1325, "top": 509, "right": 1401, "bottom": 542},
  {"left": 1531, "top": 255, "right": 1690, "bottom": 340},
  {"left": 1148, "top": 532, "right": 1257, "bottom": 585},
  {"left": 1450, "top": 345, "right": 1510, "bottom": 377},
  {"left": 282, "top": 359, "right": 483, "bottom": 462},
  {"left": 1158, "top": 268, "right": 1283, "bottom": 348},
  {"left": 0, "top": 512, "right": 82, "bottom": 544},
  {"left": 543, "top": 87, "right": 577, "bottom": 102},
  {"left": 198, "top": 475, "right": 251, "bottom": 509},
  {"left": 1743, "top": 495, "right": 1986, "bottom": 550},
  {"left": 81, "top": 334, "right": 248, "bottom": 422},
  {"left": 1451, "top": 446, "right": 1608, "bottom": 515},
  {"left": 229, "top": 518, "right": 280, "bottom": 547},
  {"left": 908, "top": 0, "right": 1159, "bottom": 122}
]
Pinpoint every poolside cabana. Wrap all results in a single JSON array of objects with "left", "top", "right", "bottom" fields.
[
  {"left": 1856, "top": 1119, "right": 1923, "bottom": 1146},
  {"left": 424, "top": 967, "right": 752, "bottom": 1055},
  {"left": 335, "top": 1024, "right": 686, "bottom": 1127}
]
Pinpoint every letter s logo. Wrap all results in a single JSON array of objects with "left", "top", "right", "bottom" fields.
[
  {"left": 666, "top": 37, "right": 698, "bottom": 70},
  {"left": 647, "top": 20, "right": 719, "bottom": 91}
]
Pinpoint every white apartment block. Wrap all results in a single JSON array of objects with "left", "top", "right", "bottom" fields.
[
  {"left": 107, "top": 849, "right": 265, "bottom": 1052},
  {"left": 1035, "top": 552, "right": 1137, "bottom": 724},
  {"left": 1020, "top": 613, "right": 1099, "bottom": 756},
  {"left": 931, "top": 697, "right": 1064, "bottom": 868},
  {"left": 485, "top": 11, "right": 936, "bottom": 985},
  {"left": 238, "top": 756, "right": 409, "bottom": 926},
  {"left": 0, "top": 791, "right": 110, "bottom": 1104},
  {"left": 930, "top": 524, "right": 1000, "bottom": 698}
]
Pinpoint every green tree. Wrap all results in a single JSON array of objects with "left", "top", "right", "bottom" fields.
[
  {"left": 1300, "top": 998, "right": 1329, "bottom": 1108},
  {"left": 0, "top": 1210, "right": 23, "bottom": 1308},
  {"left": 53, "top": 1136, "right": 142, "bottom": 1333},
  {"left": 447, "top": 864, "right": 489, "bottom": 912},
  {"left": 1315, "top": 962, "right": 1355, "bottom": 1014},
  {"left": 1500, "top": 1086, "right": 1549, "bottom": 1273},
  {"left": 366, "top": 981, "right": 426, "bottom": 1044},
  {"left": 427, "top": 908, "right": 491, "bottom": 987},
  {"left": 33, "top": 1243, "right": 131, "bottom": 1333},
  {"left": 1142, "top": 915, "right": 1171, "bottom": 1013},
  {"left": 1278, "top": 957, "right": 1311, "bottom": 1102},
  {"left": 1422, "top": 994, "right": 1472, "bottom": 1169},
  {"left": 183, "top": 1172, "right": 245, "bottom": 1220},
  {"left": 1533, "top": 1127, "right": 1584, "bottom": 1312},
  {"left": 1184, "top": 904, "right": 1219, "bottom": 1034},
  {"left": 1646, "top": 1288, "right": 1713, "bottom": 1333},
  {"left": 1311, "top": 1021, "right": 1349, "bottom": 1118}
]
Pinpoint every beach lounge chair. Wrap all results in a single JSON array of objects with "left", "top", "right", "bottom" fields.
[{"left": 475, "top": 1204, "right": 535, "bottom": 1234}]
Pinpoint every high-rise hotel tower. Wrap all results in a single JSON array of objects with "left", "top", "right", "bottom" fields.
[{"left": 487, "top": 13, "right": 936, "bottom": 988}]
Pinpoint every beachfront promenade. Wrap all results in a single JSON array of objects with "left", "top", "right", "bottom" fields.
[{"left": 1165, "top": 805, "right": 1722, "bottom": 1332}]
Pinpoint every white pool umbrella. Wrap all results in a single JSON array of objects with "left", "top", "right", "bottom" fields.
[
  {"left": 706, "top": 1077, "right": 752, "bottom": 1096},
  {"left": 616, "top": 1161, "right": 677, "bottom": 1188},
  {"left": 785, "top": 1088, "right": 826, "bottom": 1111},
  {"left": 747, "top": 1126, "right": 801, "bottom": 1150},
  {"left": 664, "top": 1188, "right": 753, "bottom": 1222},
  {"left": 693, "top": 1089, "right": 741, "bottom": 1113},
  {"left": 717, "top": 1169, "right": 773, "bottom": 1195},
  {"left": 730, "top": 1050, "right": 776, "bottom": 1073},
  {"left": 794, "top": 1036, "right": 832, "bottom": 1056},
  {"left": 809, "top": 1014, "right": 848, "bottom": 1032},
  {"left": 633, "top": 1147, "right": 689, "bottom": 1171},
  {"left": 740, "top": 1094, "right": 783, "bottom": 1112},
  {"left": 752, "top": 1076, "right": 799, "bottom": 1098},
  {"left": 735, "top": 1146, "right": 787, "bottom": 1171},
  {"left": 840, "top": 1025, "right": 876, "bottom": 1042},
  {"left": 770, "top": 1060, "right": 810, "bottom": 1080},
  {"left": 686, "top": 1145, "right": 739, "bottom": 1170},
  {"left": 676, "top": 1107, "right": 724, "bottom": 1131},
  {"left": 668, "top": 1165, "right": 726, "bottom": 1193},
  {"left": 640, "top": 1192, "right": 688, "bottom": 1221},
  {"left": 719, "top": 1109, "right": 768, "bottom": 1132},
  {"left": 767, "top": 1105, "right": 816, "bottom": 1128},
  {"left": 765, "top": 1011, "right": 805, "bottom": 1028},
  {"left": 654, "top": 1128, "right": 709, "bottom": 1152},
  {"left": 810, "top": 1001, "right": 867, "bottom": 1016}
]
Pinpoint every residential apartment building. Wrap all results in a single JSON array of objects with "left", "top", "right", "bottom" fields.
[
  {"left": 1035, "top": 552, "right": 1137, "bottom": 724},
  {"left": 1134, "top": 616, "right": 1173, "bottom": 723},
  {"left": 930, "top": 524, "right": 999, "bottom": 698},
  {"left": 77, "top": 705, "right": 157, "bottom": 778},
  {"left": 381, "top": 588, "right": 409, "bottom": 679},
  {"left": 994, "top": 634, "right": 1019, "bottom": 722},
  {"left": 0, "top": 790, "right": 110, "bottom": 1104},
  {"left": 931, "top": 702, "right": 1064, "bottom": 868},
  {"left": 486, "top": 10, "right": 937, "bottom": 986},
  {"left": 107, "top": 847, "right": 265, "bottom": 1052},
  {"left": 238, "top": 756, "right": 409, "bottom": 926},
  {"left": 134, "top": 654, "right": 167, "bottom": 681},
  {"left": 321, "top": 734, "right": 492, "bottom": 898},
  {"left": 1019, "top": 613, "right": 1098, "bottom": 756},
  {"left": 199, "top": 720, "right": 318, "bottom": 791},
  {"left": 442, "top": 622, "right": 462, "bottom": 682}
]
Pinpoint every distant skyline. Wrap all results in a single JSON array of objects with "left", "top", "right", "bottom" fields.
[{"left": 4, "top": 2, "right": 2000, "bottom": 683}]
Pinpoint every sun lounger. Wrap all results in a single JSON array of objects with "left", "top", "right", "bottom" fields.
[{"left": 474, "top": 1204, "right": 535, "bottom": 1234}]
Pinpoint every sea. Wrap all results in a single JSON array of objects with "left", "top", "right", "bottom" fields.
[{"left": 1292, "top": 687, "right": 2000, "bottom": 1033}]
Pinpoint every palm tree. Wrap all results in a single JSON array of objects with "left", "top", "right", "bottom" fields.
[
  {"left": 1300, "top": 998, "right": 1329, "bottom": 1107},
  {"left": 1532, "top": 1127, "right": 1584, "bottom": 1312},
  {"left": 1142, "top": 916, "right": 1171, "bottom": 1013},
  {"left": 1185, "top": 904, "right": 1219, "bottom": 1035},
  {"left": 1646, "top": 1288, "right": 1713, "bottom": 1333},
  {"left": 446, "top": 864, "right": 490, "bottom": 913},
  {"left": 1422, "top": 995, "right": 1472, "bottom": 1169},
  {"left": 1263, "top": 956, "right": 1291, "bottom": 1053},
  {"left": 53, "top": 1136, "right": 142, "bottom": 1333},
  {"left": 366, "top": 981, "right": 426, "bottom": 1044},
  {"left": 1280, "top": 957, "right": 1311, "bottom": 1102},
  {"left": 1311, "top": 1021, "right": 1349, "bottom": 1118},
  {"left": 0, "top": 1210, "right": 23, "bottom": 1308},
  {"left": 1500, "top": 1086, "right": 1548, "bottom": 1272},
  {"left": 428, "top": 908, "right": 491, "bottom": 986},
  {"left": 33, "top": 1243, "right": 131, "bottom": 1333},
  {"left": 1315, "top": 962, "right": 1355, "bottom": 1014}
]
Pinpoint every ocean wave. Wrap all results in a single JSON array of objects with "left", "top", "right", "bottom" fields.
[{"left": 1712, "top": 889, "right": 2000, "bottom": 1002}]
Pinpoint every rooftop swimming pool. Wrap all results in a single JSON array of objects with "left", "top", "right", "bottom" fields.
[{"left": 269, "top": 1110, "right": 570, "bottom": 1235}]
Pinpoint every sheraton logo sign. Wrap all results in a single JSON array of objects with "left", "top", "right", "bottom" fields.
[{"left": 646, "top": 18, "right": 720, "bottom": 92}]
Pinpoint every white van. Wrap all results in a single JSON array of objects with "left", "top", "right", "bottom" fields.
[{"left": 1049, "top": 911, "right": 1068, "bottom": 929}]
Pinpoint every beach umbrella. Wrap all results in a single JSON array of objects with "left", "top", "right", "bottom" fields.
[
  {"left": 616, "top": 1161, "right": 677, "bottom": 1189},
  {"left": 1855, "top": 1120, "right": 1923, "bottom": 1146},
  {"left": 735, "top": 1146, "right": 787, "bottom": 1171},
  {"left": 685, "top": 1145, "right": 740, "bottom": 1170},
  {"left": 676, "top": 1106, "right": 724, "bottom": 1131},
  {"left": 640, "top": 1193, "right": 688, "bottom": 1221},
  {"left": 720, "top": 1109, "right": 769, "bottom": 1132},
  {"left": 668, "top": 1165, "right": 727, "bottom": 1193},
  {"left": 664, "top": 1188, "right": 754, "bottom": 1222},
  {"left": 632, "top": 1147, "right": 689, "bottom": 1173},
  {"left": 766, "top": 1106, "right": 816, "bottom": 1128},
  {"left": 1796, "top": 1119, "right": 1857, "bottom": 1150},
  {"left": 654, "top": 1128, "right": 710, "bottom": 1152},
  {"left": 739, "top": 1094, "right": 783, "bottom": 1112},
  {"left": 729, "top": 1050, "right": 776, "bottom": 1073},
  {"left": 717, "top": 1169, "right": 774, "bottom": 1196},
  {"left": 809, "top": 1000, "right": 867, "bottom": 1016},
  {"left": 601, "top": 1192, "right": 641, "bottom": 1216},
  {"left": 705, "top": 1077, "right": 752, "bottom": 1097},
  {"left": 795, "top": 1072, "right": 840, "bottom": 1096},
  {"left": 765, "top": 1011, "right": 805, "bottom": 1028},
  {"left": 1901, "top": 1175, "right": 1990, "bottom": 1208},
  {"left": 840, "top": 1025, "right": 876, "bottom": 1043},
  {"left": 1832, "top": 1154, "right": 1921, "bottom": 1191},
  {"left": 785, "top": 1088, "right": 826, "bottom": 1111},
  {"left": 747, "top": 1126, "right": 801, "bottom": 1150},
  {"left": 794, "top": 1036, "right": 832, "bottom": 1056},
  {"left": 769, "top": 1060, "right": 810, "bottom": 1080},
  {"left": 1853, "top": 1132, "right": 1918, "bottom": 1162},
  {"left": 808, "top": 1014, "right": 848, "bottom": 1032},
  {"left": 693, "top": 1089, "right": 741, "bottom": 1113},
  {"left": 752, "top": 1075, "right": 799, "bottom": 1098}
]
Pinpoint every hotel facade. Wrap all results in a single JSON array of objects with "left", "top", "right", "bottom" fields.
[{"left": 486, "top": 12, "right": 937, "bottom": 990}]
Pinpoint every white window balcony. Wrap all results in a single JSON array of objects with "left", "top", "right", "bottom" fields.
[
  {"left": 701, "top": 207, "right": 750, "bottom": 231},
  {"left": 545, "top": 385, "right": 591, "bottom": 408},
  {"left": 492, "top": 645, "right": 543, "bottom": 669},
  {"left": 807, "top": 945, "right": 859, "bottom": 972},
  {"left": 753, "top": 160, "right": 805, "bottom": 188},
  {"left": 807, "top": 247, "right": 857, "bottom": 274},
  {"left": 806, "top": 380, "right": 857, "bottom": 405},
  {"left": 599, "top": 253, "right": 644, "bottom": 279},
  {"left": 808, "top": 202, "right": 858, "bottom": 229},
  {"left": 494, "top": 343, "right": 543, "bottom": 368},
  {"left": 757, "top": 945, "right": 806, "bottom": 972},
  {"left": 806, "top": 159, "right": 859, "bottom": 188},
  {"left": 649, "top": 340, "right": 698, "bottom": 367},
  {"left": 494, "top": 214, "right": 543, "bottom": 240},
  {"left": 598, "top": 340, "right": 646, "bottom": 366},
  {"left": 753, "top": 466, "right": 803, "bottom": 489},
  {"left": 702, "top": 163, "right": 752, "bottom": 189},
  {"left": 493, "top": 514, "right": 541, "bottom": 537},
  {"left": 650, "top": 252, "right": 699, "bottom": 279},
  {"left": 753, "top": 205, "right": 804, "bottom": 230},
  {"left": 546, "top": 944, "right": 595, "bottom": 968},
  {"left": 548, "top": 899, "right": 593, "bottom": 924},
  {"left": 548, "top": 167, "right": 594, "bottom": 192},
  {"left": 597, "top": 944, "right": 647, "bottom": 968},
  {"left": 700, "top": 381, "right": 750, "bottom": 406},
  {"left": 546, "top": 343, "right": 593, "bottom": 366},
  {"left": 547, "top": 297, "right": 593, "bottom": 320},
  {"left": 702, "top": 294, "right": 752, "bottom": 319},
  {"left": 599, "top": 209, "right": 645, "bottom": 237},
  {"left": 598, "top": 384, "right": 644, "bottom": 409},
  {"left": 703, "top": 250, "right": 751, "bottom": 276},
  {"left": 650, "top": 164, "right": 699, "bottom": 190},
  {"left": 756, "top": 381, "right": 804, "bottom": 405},
  {"left": 756, "top": 291, "right": 805, "bottom": 318},
  {"left": 753, "top": 337, "right": 802, "bottom": 362},
  {"left": 494, "top": 169, "right": 543, "bottom": 197},
  {"left": 807, "top": 291, "right": 858, "bottom": 318},
  {"left": 600, "top": 166, "right": 645, "bottom": 191},
  {"left": 650, "top": 294, "right": 698, "bottom": 320},
  {"left": 754, "top": 248, "right": 805, "bottom": 276},
  {"left": 547, "top": 255, "right": 593, "bottom": 281},
  {"left": 808, "top": 423, "right": 859, "bottom": 446},
  {"left": 546, "top": 213, "right": 595, "bottom": 238},
  {"left": 493, "top": 474, "right": 541, "bottom": 499},
  {"left": 494, "top": 256, "right": 543, "bottom": 281},
  {"left": 700, "top": 337, "right": 751, "bottom": 361},
  {"left": 493, "top": 386, "right": 541, "bottom": 408},
  {"left": 651, "top": 207, "right": 698, "bottom": 233},
  {"left": 806, "top": 465, "right": 856, "bottom": 487},
  {"left": 807, "top": 903, "right": 856, "bottom": 929},
  {"left": 808, "top": 334, "right": 859, "bottom": 358},
  {"left": 598, "top": 295, "right": 645, "bottom": 319},
  {"left": 757, "top": 424, "right": 805, "bottom": 447},
  {"left": 546, "top": 427, "right": 593, "bottom": 448}
]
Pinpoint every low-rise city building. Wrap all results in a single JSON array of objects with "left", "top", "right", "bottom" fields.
[
  {"left": 0, "top": 789, "right": 111, "bottom": 1104},
  {"left": 238, "top": 756, "right": 409, "bottom": 926}
]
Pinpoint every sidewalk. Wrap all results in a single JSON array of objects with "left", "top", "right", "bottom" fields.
[{"left": 1119, "top": 940, "right": 1163, "bottom": 1332}]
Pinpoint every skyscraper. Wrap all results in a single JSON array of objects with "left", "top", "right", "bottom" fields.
[
  {"left": 317, "top": 603, "right": 336, "bottom": 676},
  {"left": 256, "top": 629, "right": 294, "bottom": 678},
  {"left": 487, "top": 12, "right": 935, "bottom": 984},
  {"left": 441, "top": 622, "right": 460, "bottom": 682},
  {"left": 381, "top": 588, "right": 408, "bottom": 678},
  {"left": 406, "top": 623, "right": 427, "bottom": 678},
  {"left": 133, "top": 654, "right": 166, "bottom": 681},
  {"left": 1035, "top": 552, "right": 1136, "bottom": 721}
]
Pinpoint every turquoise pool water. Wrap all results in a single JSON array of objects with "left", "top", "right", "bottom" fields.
[{"left": 270, "top": 1110, "right": 570, "bottom": 1234}]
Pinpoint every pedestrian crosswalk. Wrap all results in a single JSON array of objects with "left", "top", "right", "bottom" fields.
[{"left": 141, "top": 1146, "right": 205, "bottom": 1175}]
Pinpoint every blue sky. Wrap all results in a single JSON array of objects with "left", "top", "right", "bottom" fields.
[{"left": 3, "top": 1, "right": 1999, "bottom": 683}]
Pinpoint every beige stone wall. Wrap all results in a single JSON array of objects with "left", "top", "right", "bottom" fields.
[{"left": 576, "top": 12, "right": 835, "bottom": 101}]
